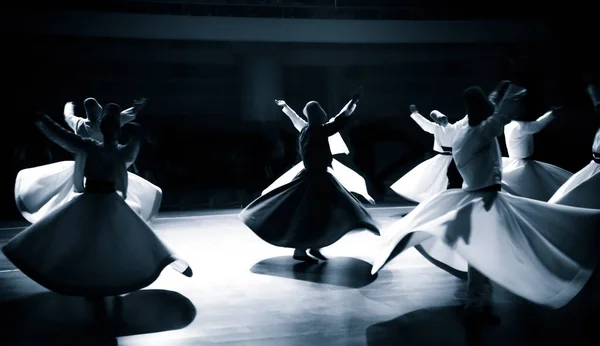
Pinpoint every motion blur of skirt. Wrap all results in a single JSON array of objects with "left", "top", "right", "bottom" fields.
[
  {"left": 14, "top": 161, "right": 162, "bottom": 223},
  {"left": 240, "top": 169, "right": 379, "bottom": 249},
  {"left": 501, "top": 157, "right": 572, "bottom": 201},
  {"left": 261, "top": 159, "right": 375, "bottom": 204},
  {"left": 371, "top": 188, "right": 600, "bottom": 309},
  {"left": 390, "top": 154, "right": 453, "bottom": 203},
  {"left": 3, "top": 181, "right": 191, "bottom": 297},
  {"left": 549, "top": 160, "right": 600, "bottom": 209}
]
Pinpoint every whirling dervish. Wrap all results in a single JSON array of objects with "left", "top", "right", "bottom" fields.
[
  {"left": 390, "top": 81, "right": 510, "bottom": 202},
  {"left": 261, "top": 95, "right": 375, "bottom": 204},
  {"left": 371, "top": 84, "right": 600, "bottom": 325},
  {"left": 3, "top": 104, "right": 192, "bottom": 298},
  {"left": 549, "top": 83, "right": 600, "bottom": 208},
  {"left": 500, "top": 104, "right": 572, "bottom": 200},
  {"left": 390, "top": 105, "right": 463, "bottom": 202},
  {"left": 239, "top": 92, "right": 379, "bottom": 263},
  {"left": 14, "top": 97, "right": 163, "bottom": 223},
  {"left": 549, "top": 127, "right": 600, "bottom": 208}
]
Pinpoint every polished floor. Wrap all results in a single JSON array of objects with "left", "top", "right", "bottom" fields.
[{"left": 1, "top": 205, "right": 599, "bottom": 346}]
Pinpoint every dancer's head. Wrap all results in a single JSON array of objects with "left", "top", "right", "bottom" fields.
[
  {"left": 463, "top": 86, "right": 496, "bottom": 127},
  {"left": 303, "top": 101, "right": 328, "bottom": 125},
  {"left": 429, "top": 112, "right": 449, "bottom": 127},
  {"left": 100, "top": 103, "right": 122, "bottom": 142},
  {"left": 84, "top": 97, "right": 103, "bottom": 122}
]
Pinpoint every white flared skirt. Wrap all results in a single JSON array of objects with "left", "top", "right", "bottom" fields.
[
  {"left": 328, "top": 132, "right": 350, "bottom": 156},
  {"left": 501, "top": 157, "right": 572, "bottom": 201},
  {"left": 371, "top": 189, "right": 600, "bottom": 309},
  {"left": 390, "top": 154, "right": 453, "bottom": 203},
  {"left": 549, "top": 161, "right": 600, "bottom": 209},
  {"left": 261, "top": 159, "right": 375, "bottom": 204},
  {"left": 3, "top": 192, "right": 192, "bottom": 296},
  {"left": 14, "top": 161, "right": 162, "bottom": 224}
]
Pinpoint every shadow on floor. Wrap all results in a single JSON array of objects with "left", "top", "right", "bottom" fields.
[
  {"left": 0, "top": 289, "right": 197, "bottom": 346},
  {"left": 365, "top": 302, "right": 599, "bottom": 346},
  {"left": 250, "top": 256, "right": 377, "bottom": 288}
]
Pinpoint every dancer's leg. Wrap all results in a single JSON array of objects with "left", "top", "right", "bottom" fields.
[
  {"left": 447, "top": 159, "right": 463, "bottom": 189},
  {"left": 465, "top": 266, "right": 500, "bottom": 325}
]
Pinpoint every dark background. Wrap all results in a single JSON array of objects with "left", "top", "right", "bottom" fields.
[{"left": 0, "top": 0, "right": 597, "bottom": 219}]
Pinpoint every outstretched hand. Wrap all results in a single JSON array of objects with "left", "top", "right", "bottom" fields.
[
  {"left": 409, "top": 104, "right": 418, "bottom": 114},
  {"left": 64, "top": 101, "right": 75, "bottom": 115},
  {"left": 350, "top": 86, "right": 363, "bottom": 104},
  {"left": 550, "top": 105, "right": 565, "bottom": 117},
  {"left": 340, "top": 100, "right": 357, "bottom": 116},
  {"left": 132, "top": 98, "right": 147, "bottom": 112},
  {"left": 505, "top": 84, "right": 527, "bottom": 102},
  {"left": 274, "top": 99, "right": 287, "bottom": 107},
  {"left": 488, "top": 80, "right": 512, "bottom": 105}
]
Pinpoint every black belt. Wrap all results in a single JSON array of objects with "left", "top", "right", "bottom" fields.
[
  {"left": 593, "top": 152, "right": 600, "bottom": 164},
  {"left": 435, "top": 146, "right": 453, "bottom": 156},
  {"left": 85, "top": 180, "right": 116, "bottom": 193}
]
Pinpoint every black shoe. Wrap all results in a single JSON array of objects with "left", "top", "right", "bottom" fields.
[
  {"left": 307, "top": 249, "right": 328, "bottom": 261},
  {"left": 182, "top": 267, "right": 193, "bottom": 277},
  {"left": 293, "top": 249, "right": 318, "bottom": 263}
]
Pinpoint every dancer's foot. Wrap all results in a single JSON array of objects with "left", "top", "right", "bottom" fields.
[
  {"left": 293, "top": 248, "right": 318, "bottom": 263},
  {"left": 307, "top": 249, "right": 328, "bottom": 261},
  {"left": 182, "top": 266, "right": 193, "bottom": 277}
]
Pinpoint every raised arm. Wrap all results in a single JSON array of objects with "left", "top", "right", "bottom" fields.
[
  {"left": 488, "top": 80, "right": 511, "bottom": 106},
  {"left": 121, "top": 123, "right": 143, "bottom": 168},
  {"left": 276, "top": 99, "right": 307, "bottom": 131},
  {"left": 409, "top": 107, "right": 438, "bottom": 134},
  {"left": 63, "top": 102, "right": 86, "bottom": 133},
  {"left": 120, "top": 107, "right": 137, "bottom": 126},
  {"left": 517, "top": 110, "right": 556, "bottom": 134},
  {"left": 35, "top": 114, "right": 90, "bottom": 153},
  {"left": 481, "top": 84, "right": 528, "bottom": 139},
  {"left": 323, "top": 99, "right": 356, "bottom": 136},
  {"left": 120, "top": 98, "right": 147, "bottom": 126}
]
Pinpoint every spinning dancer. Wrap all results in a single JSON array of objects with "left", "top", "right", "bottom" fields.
[
  {"left": 262, "top": 98, "right": 375, "bottom": 204},
  {"left": 390, "top": 105, "right": 463, "bottom": 202},
  {"left": 548, "top": 83, "right": 600, "bottom": 208},
  {"left": 548, "top": 82, "right": 600, "bottom": 208},
  {"left": 14, "top": 98, "right": 162, "bottom": 223},
  {"left": 371, "top": 85, "right": 600, "bottom": 325},
  {"left": 3, "top": 104, "right": 192, "bottom": 298},
  {"left": 391, "top": 80, "right": 510, "bottom": 202},
  {"left": 548, "top": 127, "right": 600, "bottom": 208},
  {"left": 500, "top": 105, "right": 572, "bottom": 201},
  {"left": 239, "top": 93, "right": 379, "bottom": 263}
]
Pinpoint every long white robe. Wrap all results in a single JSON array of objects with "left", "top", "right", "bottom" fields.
[
  {"left": 372, "top": 98, "right": 600, "bottom": 309},
  {"left": 14, "top": 104, "right": 162, "bottom": 223},
  {"left": 391, "top": 112, "right": 460, "bottom": 202},
  {"left": 549, "top": 129, "right": 600, "bottom": 209},
  {"left": 501, "top": 112, "right": 572, "bottom": 201}
]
